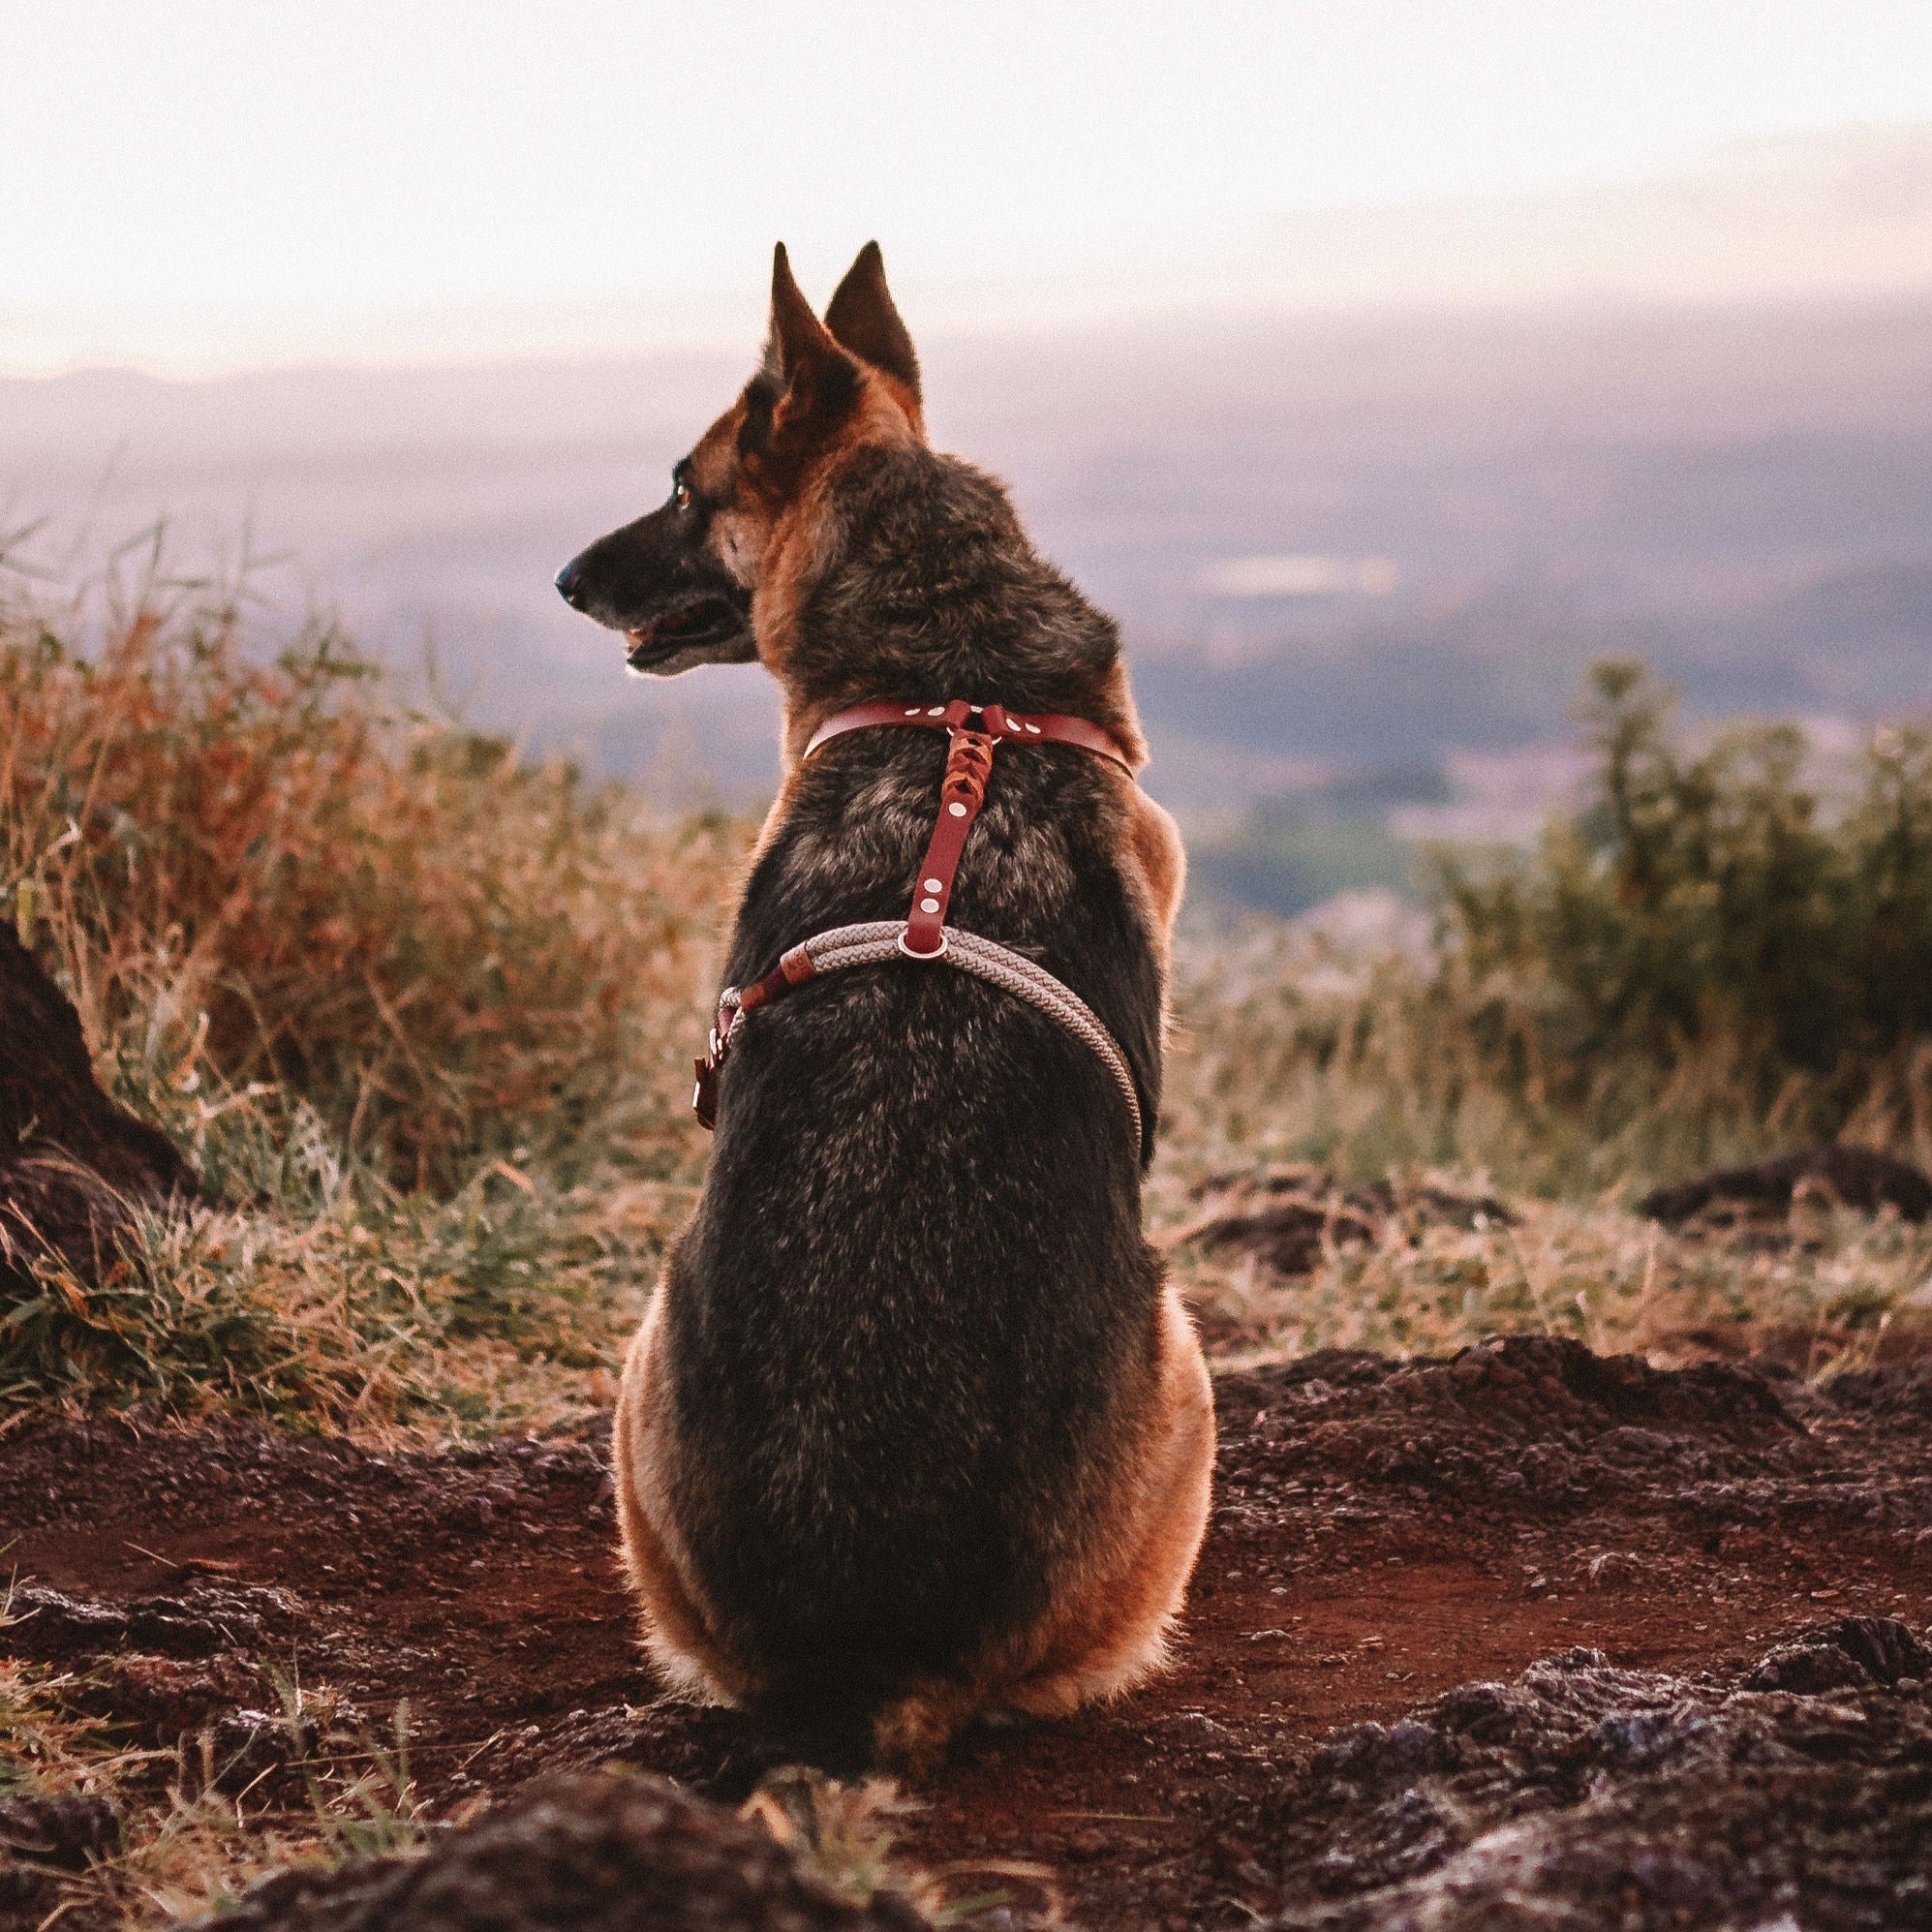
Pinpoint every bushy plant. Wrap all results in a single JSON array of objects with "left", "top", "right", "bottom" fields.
[
  {"left": 1165, "top": 662, "right": 1932, "bottom": 1198},
  {"left": 0, "top": 561, "right": 749, "bottom": 1430},
  {"left": 1434, "top": 660, "right": 1932, "bottom": 1149}
]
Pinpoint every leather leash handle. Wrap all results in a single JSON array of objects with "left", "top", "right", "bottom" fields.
[{"left": 902, "top": 701, "right": 996, "bottom": 958}]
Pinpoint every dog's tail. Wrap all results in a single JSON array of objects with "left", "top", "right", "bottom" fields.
[{"left": 751, "top": 1663, "right": 979, "bottom": 1779}]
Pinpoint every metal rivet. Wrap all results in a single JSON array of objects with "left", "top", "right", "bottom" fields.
[
  {"left": 924, "top": 877, "right": 942, "bottom": 892},
  {"left": 948, "top": 802, "right": 968, "bottom": 817},
  {"left": 920, "top": 897, "right": 940, "bottom": 913},
  {"left": 904, "top": 706, "right": 921, "bottom": 716},
  {"left": 1026, "top": 722, "right": 1042, "bottom": 734},
  {"left": 927, "top": 705, "right": 945, "bottom": 717}
]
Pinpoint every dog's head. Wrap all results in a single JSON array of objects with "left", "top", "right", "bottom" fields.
[{"left": 556, "top": 242, "right": 924, "bottom": 676}]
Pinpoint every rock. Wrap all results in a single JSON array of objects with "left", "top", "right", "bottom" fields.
[
  {"left": 0, "top": 1785, "right": 120, "bottom": 1924},
  {"left": 0, "top": 924, "right": 193, "bottom": 1285},
  {"left": 0, "top": 1793, "right": 120, "bottom": 1932},
  {"left": 1583, "top": 1550, "right": 1642, "bottom": 1592},
  {"left": 0, "top": 1792, "right": 120, "bottom": 1868},
  {"left": 6, "top": 1581, "right": 301, "bottom": 1663},
  {"left": 189, "top": 1771, "right": 929, "bottom": 1932},
  {"left": 1745, "top": 1614, "right": 1932, "bottom": 1694},
  {"left": 1640, "top": 1145, "right": 1932, "bottom": 1228},
  {"left": 1183, "top": 1197, "right": 1381, "bottom": 1275}
]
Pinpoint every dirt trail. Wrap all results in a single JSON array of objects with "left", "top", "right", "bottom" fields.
[{"left": 5, "top": 1336, "right": 1931, "bottom": 1928}]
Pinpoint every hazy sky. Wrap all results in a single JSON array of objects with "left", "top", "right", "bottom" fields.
[{"left": 8, "top": 1, "right": 1932, "bottom": 370}]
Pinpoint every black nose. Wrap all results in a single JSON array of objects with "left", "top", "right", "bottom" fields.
[{"left": 555, "top": 556, "right": 589, "bottom": 609}]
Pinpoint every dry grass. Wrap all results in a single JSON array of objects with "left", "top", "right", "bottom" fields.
[
  {"left": 1163, "top": 1188, "right": 1932, "bottom": 1372},
  {"left": 746, "top": 1767, "right": 1060, "bottom": 1926},
  {"left": 1159, "top": 915, "right": 1932, "bottom": 1204},
  {"left": 1155, "top": 916, "right": 1932, "bottom": 1370},
  {"left": 2, "top": 563, "right": 736, "bottom": 1188},
  {"left": 1, "top": 558, "right": 743, "bottom": 1436}
]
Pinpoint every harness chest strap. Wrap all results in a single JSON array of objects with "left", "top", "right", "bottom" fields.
[
  {"left": 699, "top": 920, "right": 1144, "bottom": 1148},
  {"left": 695, "top": 697, "right": 1144, "bottom": 1146}
]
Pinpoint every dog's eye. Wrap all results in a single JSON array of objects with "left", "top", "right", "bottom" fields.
[{"left": 673, "top": 476, "right": 692, "bottom": 510}]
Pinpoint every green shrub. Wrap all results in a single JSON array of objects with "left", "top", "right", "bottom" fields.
[
  {"left": 1166, "top": 661, "right": 1932, "bottom": 1197},
  {"left": 1435, "top": 659, "right": 1932, "bottom": 1148}
]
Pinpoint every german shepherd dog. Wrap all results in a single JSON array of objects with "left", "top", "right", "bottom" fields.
[{"left": 558, "top": 244, "right": 1213, "bottom": 1771}]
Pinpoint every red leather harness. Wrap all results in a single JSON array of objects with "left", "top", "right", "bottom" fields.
[
  {"left": 806, "top": 698, "right": 1134, "bottom": 956},
  {"left": 693, "top": 698, "right": 1141, "bottom": 1137}
]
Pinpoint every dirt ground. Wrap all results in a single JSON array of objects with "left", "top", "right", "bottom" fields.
[{"left": 6, "top": 1334, "right": 1932, "bottom": 1928}]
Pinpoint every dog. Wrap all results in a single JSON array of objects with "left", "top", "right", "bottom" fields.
[{"left": 558, "top": 243, "right": 1213, "bottom": 1772}]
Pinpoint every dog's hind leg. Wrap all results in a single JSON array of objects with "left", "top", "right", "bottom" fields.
[
  {"left": 612, "top": 1286, "right": 751, "bottom": 1707},
  {"left": 867, "top": 1285, "right": 1212, "bottom": 1771},
  {"left": 997, "top": 1282, "right": 1215, "bottom": 1718}
]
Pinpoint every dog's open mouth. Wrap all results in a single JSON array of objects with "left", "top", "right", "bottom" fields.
[{"left": 625, "top": 596, "right": 745, "bottom": 669}]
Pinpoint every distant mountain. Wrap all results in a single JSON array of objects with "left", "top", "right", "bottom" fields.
[{"left": 4, "top": 292, "right": 1931, "bottom": 834}]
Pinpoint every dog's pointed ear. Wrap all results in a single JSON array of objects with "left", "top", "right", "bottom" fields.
[
  {"left": 767, "top": 243, "right": 843, "bottom": 382},
  {"left": 824, "top": 242, "right": 920, "bottom": 403},
  {"left": 760, "top": 242, "right": 863, "bottom": 452}
]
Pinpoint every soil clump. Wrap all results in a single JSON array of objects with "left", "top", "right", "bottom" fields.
[
  {"left": 1640, "top": 1144, "right": 1932, "bottom": 1231},
  {"left": 189, "top": 1772, "right": 930, "bottom": 1932},
  {"left": 1226, "top": 1617, "right": 1932, "bottom": 1928},
  {"left": 1175, "top": 1167, "right": 1514, "bottom": 1275}
]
